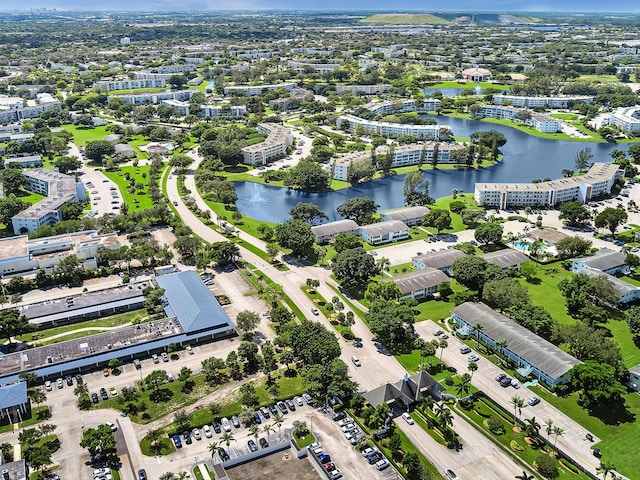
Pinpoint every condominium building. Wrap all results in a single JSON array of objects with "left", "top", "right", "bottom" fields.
[
  {"left": 133, "top": 71, "right": 176, "bottom": 81},
  {"left": 337, "top": 114, "right": 450, "bottom": 140},
  {"left": 0, "top": 230, "right": 121, "bottom": 277},
  {"left": 113, "top": 89, "right": 196, "bottom": 105},
  {"left": 0, "top": 95, "right": 24, "bottom": 109},
  {"left": 4, "top": 154, "right": 42, "bottom": 169},
  {"left": 11, "top": 169, "right": 86, "bottom": 234},
  {"left": 363, "top": 98, "right": 441, "bottom": 116},
  {"left": 493, "top": 94, "right": 594, "bottom": 108},
  {"left": 0, "top": 124, "right": 22, "bottom": 141},
  {"left": 334, "top": 84, "right": 391, "bottom": 95},
  {"left": 160, "top": 99, "right": 190, "bottom": 116},
  {"left": 224, "top": 82, "right": 298, "bottom": 96},
  {"left": 268, "top": 88, "right": 310, "bottom": 111},
  {"left": 0, "top": 101, "right": 61, "bottom": 124},
  {"left": 201, "top": 104, "right": 247, "bottom": 117},
  {"left": 473, "top": 105, "right": 561, "bottom": 133},
  {"left": 474, "top": 162, "right": 623, "bottom": 209},
  {"left": 287, "top": 61, "right": 341, "bottom": 73},
  {"left": 330, "top": 142, "right": 464, "bottom": 181},
  {"left": 241, "top": 123, "right": 293, "bottom": 166},
  {"left": 610, "top": 106, "right": 640, "bottom": 133},
  {"left": 156, "top": 64, "right": 197, "bottom": 74},
  {"left": 359, "top": 220, "right": 409, "bottom": 245},
  {"left": 93, "top": 78, "right": 166, "bottom": 93}
]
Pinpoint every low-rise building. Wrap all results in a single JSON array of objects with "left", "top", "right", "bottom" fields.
[
  {"left": 493, "top": 94, "right": 594, "bottom": 108},
  {"left": 0, "top": 124, "right": 23, "bottom": 141},
  {"left": 452, "top": 302, "right": 581, "bottom": 387},
  {"left": 412, "top": 249, "right": 465, "bottom": 275},
  {"left": 0, "top": 382, "right": 30, "bottom": 426},
  {"left": 571, "top": 247, "right": 630, "bottom": 276},
  {"left": 337, "top": 114, "right": 450, "bottom": 140},
  {"left": 473, "top": 104, "right": 561, "bottom": 133},
  {"left": 93, "top": 78, "right": 166, "bottom": 92},
  {"left": 311, "top": 219, "right": 359, "bottom": 244},
  {"left": 224, "top": 82, "right": 298, "bottom": 96},
  {"left": 268, "top": 88, "right": 310, "bottom": 111},
  {"left": 383, "top": 268, "right": 450, "bottom": 300},
  {"left": 0, "top": 230, "right": 121, "bottom": 277},
  {"left": 241, "top": 123, "right": 293, "bottom": 166},
  {"left": 363, "top": 98, "right": 441, "bottom": 116},
  {"left": 581, "top": 269, "right": 640, "bottom": 304},
  {"left": 11, "top": 169, "right": 86, "bottom": 235},
  {"left": 288, "top": 60, "right": 341, "bottom": 73},
  {"left": 4, "top": 154, "right": 42, "bottom": 169},
  {"left": 334, "top": 84, "right": 391, "bottom": 95},
  {"left": 461, "top": 67, "right": 492, "bottom": 82},
  {"left": 201, "top": 104, "right": 247, "bottom": 117},
  {"left": 359, "top": 220, "right": 409, "bottom": 245},
  {"left": 380, "top": 206, "right": 430, "bottom": 227},
  {"left": 474, "top": 163, "right": 623, "bottom": 209},
  {"left": 482, "top": 248, "right": 530, "bottom": 270},
  {"left": 610, "top": 106, "right": 640, "bottom": 133},
  {"left": 113, "top": 89, "right": 196, "bottom": 106}
]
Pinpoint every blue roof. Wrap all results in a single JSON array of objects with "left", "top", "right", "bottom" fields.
[
  {"left": 0, "top": 382, "right": 27, "bottom": 409},
  {"left": 155, "top": 271, "right": 234, "bottom": 334}
]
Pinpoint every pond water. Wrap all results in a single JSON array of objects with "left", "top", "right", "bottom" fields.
[{"left": 234, "top": 115, "right": 627, "bottom": 223}]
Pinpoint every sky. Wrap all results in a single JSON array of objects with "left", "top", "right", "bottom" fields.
[{"left": 6, "top": 0, "right": 640, "bottom": 12}]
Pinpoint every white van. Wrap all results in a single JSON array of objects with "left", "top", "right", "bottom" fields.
[{"left": 351, "top": 356, "right": 361, "bottom": 367}]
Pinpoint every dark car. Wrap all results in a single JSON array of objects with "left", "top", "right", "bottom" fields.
[
  {"left": 260, "top": 407, "right": 270, "bottom": 419},
  {"left": 253, "top": 413, "right": 262, "bottom": 424},
  {"left": 91, "top": 452, "right": 107, "bottom": 464},
  {"left": 212, "top": 421, "right": 221, "bottom": 434},
  {"left": 259, "top": 438, "right": 269, "bottom": 449},
  {"left": 100, "top": 388, "right": 108, "bottom": 400},
  {"left": 318, "top": 454, "right": 331, "bottom": 464},
  {"left": 269, "top": 404, "right": 279, "bottom": 415},
  {"left": 247, "top": 439, "right": 258, "bottom": 452},
  {"left": 500, "top": 377, "right": 513, "bottom": 387},
  {"left": 367, "top": 452, "right": 383, "bottom": 464},
  {"left": 172, "top": 435, "right": 182, "bottom": 448},
  {"left": 495, "top": 373, "right": 507, "bottom": 382},
  {"left": 183, "top": 431, "right": 192, "bottom": 445},
  {"left": 75, "top": 374, "right": 83, "bottom": 384},
  {"left": 593, "top": 448, "right": 602, "bottom": 458},
  {"left": 65, "top": 376, "right": 73, "bottom": 386},
  {"left": 91, "top": 393, "right": 99, "bottom": 403},
  {"left": 218, "top": 447, "right": 230, "bottom": 461},
  {"left": 285, "top": 399, "right": 296, "bottom": 411},
  {"left": 277, "top": 401, "right": 288, "bottom": 414},
  {"left": 138, "top": 469, "right": 147, "bottom": 480},
  {"left": 332, "top": 411, "right": 347, "bottom": 422}
]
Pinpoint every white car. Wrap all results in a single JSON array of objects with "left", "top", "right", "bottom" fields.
[
  {"left": 338, "top": 418, "right": 352, "bottom": 427},
  {"left": 44, "top": 381, "right": 52, "bottom": 391},
  {"left": 93, "top": 468, "right": 109, "bottom": 478},
  {"left": 203, "top": 425, "right": 212, "bottom": 438},
  {"left": 221, "top": 417, "right": 231, "bottom": 432},
  {"left": 402, "top": 412, "right": 415, "bottom": 425},
  {"left": 105, "top": 422, "right": 117, "bottom": 432},
  {"left": 341, "top": 423, "right": 356, "bottom": 432},
  {"left": 361, "top": 447, "right": 377, "bottom": 457},
  {"left": 192, "top": 428, "right": 201, "bottom": 440},
  {"left": 375, "top": 459, "right": 390, "bottom": 471},
  {"left": 329, "top": 469, "right": 343, "bottom": 479},
  {"left": 295, "top": 396, "right": 304, "bottom": 406}
]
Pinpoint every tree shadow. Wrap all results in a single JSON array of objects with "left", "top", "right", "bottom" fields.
[
  {"left": 149, "top": 388, "right": 173, "bottom": 403},
  {"left": 589, "top": 400, "right": 636, "bottom": 425},
  {"left": 525, "top": 278, "right": 542, "bottom": 285},
  {"left": 283, "top": 368, "right": 298, "bottom": 378}
]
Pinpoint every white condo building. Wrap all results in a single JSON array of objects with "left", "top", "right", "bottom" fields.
[
  {"left": 474, "top": 163, "right": 623, "bottom": 209},
  {"left": 334, "top": 84, "right": 391, "bottom": 95},
  {"left": 473, "top": 105, "right": 561, "bottom": 133},
  {"left": 610, "top": 106, "right": 640, "bottom": 133},
  {"left": 112, "top": 90, "right": 196, "bottom": 105},
  {"left": 224, "top": 83, "right": 298, "bottom": 96},
  {"left": 11, "top": 169, "right": 86, "bottom": 234},
  {"left": 337, "top": 114, "right": 450, "bottom": 140},
  {"left": 363, "top": 98, "right": 441, "bottom": 115},
  {"left": 201, "top": 104, "right": 247, "bottom": 117},
  {"left": 493, "top": 95, "right": 594, "bottom": 108},
  {"left": 93, "top": 79, "right": 166, "bottom": 92},
  {"left": 241, "top": 123, "right": 293, "bottom": 166}
]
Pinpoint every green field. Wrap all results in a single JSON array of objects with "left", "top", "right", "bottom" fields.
[
  {"left": 62, "top": 124, "right": 112, "bottom": 146},
  {"left": 103, "top": 165, "right": 157, "bottom": 210},
  {"left": 360, "top": 13, "right": 450, "bottom": 24},
  {"left": 550, "top": 113, "right": 579, "bottom": 120},
  {"left": 430, "top": 194, "right": 478, "bottom": 233},
  {"left": 575, "top": 75, "right": 620, "bottom": 84},
  {"left": 427, "top": 81, "right": 511, "bottom": 91}
]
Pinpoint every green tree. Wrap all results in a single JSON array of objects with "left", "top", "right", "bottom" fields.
[
  {"left": 594, "top": 207, "right": 628, "bottom": 236},
  {"left": 290, "top": 202, "right": 328, "bottom": 225},
  {"left": 366, "top": 300, "right": 416, "bottom": 351},
  {"left": 0, "top": 309, "right": 31, "bottom": 343},
  {"left": 574, "top": 147, "right": 593, "bottom": 172},
  {"left": 403, "top": 170, "right": 432, "bottom": 206},
  {"left": 80, "top": 424, "right": 116, "bottom": 457},
  {"left": 0, "top": 169, "right": 27, "bottom": 196},
  {"left": 452, "top": 255, "right": 489, "bottom": 291},
  {"left": 0, "top": 195, "right": 29, "bottom": 230},
  {"left": 284, "top": 160, "right": 330, "bottom": 191},
  {"left": 597, "top": 461, "right": 616, "bottom": 480},
  {"left": 235, "top": 310, "right": 261, "bottom": 336},
  {"left": 474, "top": 222, "right": 504, "bottom": 245},
  {"left": 569, "top": 361, "right": 626, "bottom": 411},
  {"left": 559, "top": 201, "right": 591, "bottom": 227},
  {"left": 423, "top": 209, "right": 452, "bottom": 233},
  {"left": 84, "top": 140, "right": 115, "bottom": 163},
  {"left": 289, "top": 321, "right": 341, "bottom": 366},
  {"left": 207, "top": 241, "right": 240, "bottom": 266},
  {"left": 364, "top": 281, "right": 402, "bottom": 303},
  {"left": 482, "top": 278, "right": 529, "bottom": 311},
  {"left": 534, "top": 455, "right": 558, "bottom": 479},
  {"left": 519, "top": 261, "right": 537, "bottom": 280},
  {"left": 332, "top": 233, "right": 363, "bottom": 253},
  {"left": 332, "top": 247, "right": 377, "bottom": 291},
  {"left": 54, "top": 155, "right": 82, "bottom": 174},
  {"left": 347, "top": 156, "right": 376, "bottom": 185},
  {"left": 337, "top": 197, "right": 379, "bottom": 225},
  {"left": 555, "top": 236, "right": 593, "bottom": 258},
  {"left": 25, "top": 444, "right": 53, "bottom": 476},
  {"left": 275, "top": 219, "right": 315, "bottom": 257}
]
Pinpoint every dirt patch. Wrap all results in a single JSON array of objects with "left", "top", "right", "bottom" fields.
[{"left": 227, "top": 451, "right": 319, "bottom": 480}]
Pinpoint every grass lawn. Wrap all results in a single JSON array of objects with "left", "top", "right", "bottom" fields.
[
  {"left": 293, "top": 431, "right": 316, "bottom": 448},
  {"left": 301, "top": 287, "right": 353, "bottom": 338},
  {"left": 103, "top": 164, "right": 156, "bottom": 211},
  {"left": 62, "top": 124, "right": 112, "bottom": 146},
  {"left": 531, "top": 387, "right": 640, "bottom": 480},
  {"left": 414, "top": 279, "right": 466, "bottom": 322},
  {"left": 388, "top": 262, "right": 415, "bottom": 276},
  {"left": 16, "top": 189, "right": 45, "bottom": 206},
  {"left": 0, "top": 406, "right": 50, "bottom": 434},
  {"left": 429, "top": 194, "right": 477, "bottom": 233},
  {"left": 360, "top": 13, "right": 450, "bottom": 24},
  {"left": 427, "top": 81, "right": 511, "bottom": 91},
  {"left": 517, "top": 263, "right": 574, "bottom": 325},
  {"left": 576, "top": 74, "right": 619, "bottom": 83},
  {"left": 550, "top": 113, "right": 579, "bottom": 120}
]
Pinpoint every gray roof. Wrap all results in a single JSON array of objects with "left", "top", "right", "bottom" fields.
[
  {"left": 363, "top": 371, "right": 443, "bottom": 408},
  {"left": 155, "top": 270, "right": 234, "bottom": 334},
  {"left": 527, "top": 228, "right": 569, "bottom": 245},
  {"left": 630, "top": 364, "right": 640, "bottom": 376},
  {"left": 482, "top": 248, "right": 529, "bottom": 268},
  {"left": 0, "top": 382, "right": 27, "bottom": 409},
  {"left": 114, "top": 143, "right": 135, "bottom": 154},
  {"left": 359, "top": 220, "right": 408, "bottom": 236},
  {"left": 381, "top": 206, "right": 430, "bottom": 222},
  {"left": 412, "top": 249, "right": 465, "bottom": 270},
  {"left": 311, "top": 219, "right": 359, "bottom": 237},
  {"left": 383, "top": 269, "right": 449, "bottom": 295},
  {"left": 581, "top": 268, "right": 637, "bottom": 296},
  {"left": 575, "top": 248, "right": 626, "bottom": 272},
  {"left": 452, "top": 302, "right": 581, "bottom": 380}
]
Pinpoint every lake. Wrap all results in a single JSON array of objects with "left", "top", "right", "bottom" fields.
[{"left": 235, "top": 115, "right": 627, "bottom": 223}]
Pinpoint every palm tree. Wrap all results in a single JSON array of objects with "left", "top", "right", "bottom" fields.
[
  {"left": 434, "top": 403, "right": 453, "bottom": 430},
  {"left": 544, "top": 419, "right": 554, "bottom": 442},
  {"left": 272, "top": 413, "right": 284, "bottom": 436},
  {"left": 262, "top": 423, "right": 276, "bottom": 439},
  {"left": 474, "top": 323, "right": 484, "bottom": 347},
  {"left": 467, "top": 362, "right": 478, "bottom": 380},
  {"left": 376, "top": 257, "right": 390, "bottom": 273},
  {"left": 208, "top": 440, "right": 220, "bottom": 458},
  {"left": 420, "top": 395, "right": 435, "bottom": 412},
  {"left": 249, "top": 423, "right": 260, "bottom": 441},
  {"left": 510, "top": 396, "right": 524, "bottom": 425},
  {"left": 221, "top": 432, "right": 235, "bottom": 448},
  {"left": 147, "top": 429, "right": 162, "bottom": 455},
  {"left": 438, "top": 339, "right": 448, "bottom": 370},
  {"left": 455, "top": 378, "right": 471, "bottom": 398},
  {"left": 597, "top": 461, "right": 616, "bottom": 479},
  {"left": 552, "top": 426, "right": 565, "bottom": 447},
  {"left": 515, "top": 471, "right": 535, "bottom": 480},
  {"left": 496, "top": 338, "right": 508, "bottom": 356},
  {"left": 524, "top": 417, "right": 541, "bottom": 440},
  {"left": 73, "top": 382, "right": 89, "bottom": 397}
]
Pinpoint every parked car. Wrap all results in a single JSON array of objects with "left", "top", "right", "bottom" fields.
[
  {"left": 332, "top": 411, "right": 346, "bottom": 422},
  {"left": 269, "top": 404, "right": 279, "bottom": 416},
  {"left": 105, "top": 422, "right": 117, "bottom": 432},
  {"left": 367, "top": 452, "right": 382, "bottom": 464},
  {"left": 221, "top": 417, "right": 231, "bottom": 432},
  {"left": 138, "top": 469, "right": 147, "bottom": 480},
  {"left": 103, "top": 368, "right": 110, "bottom": 377},
  {"left": 232, "top": 415, "right": 241, "bottom": 428},
  {"left": 500, "top": 377, "right": 513, "bottom": 388},
  {"left": 218, "top": 447, "right": 230, "bottom": 461},
  {"left": 329, "top": 469, "right": 343, "bottom": 479},
  {"left": 361, "top": 447, "right": 377, "bottom": 457},
  {"left": 56, "top": 378, "right": 64, "bottom": 389},
  {"left": 172, "top": 435, "right": 182, "bottom": 448},
  {"left": 459, "top": 346, "right": 472, "bottom": 354},
  {"left": 260, "top": 406, "right": 271, "bottom": 419},
  {"left": 295, "top": 396, "right": 304, "bottom": 407},
  {"left": 495, "top": 373, "right": 506, "bottom": 382},
  {"left": 93, "top": 468, "right": 109, "bottom": 478},
  {"left": 75, "top": 374, "right": 83, "bottom": 384},
  {"left": 445, "top": 469, "right": 460, "bottom": 480},
  {"left": 203, "top": 425, "right": 212, "bottom": 438},
  {"left": 467, "top": 354, "right": 480, "bottom": 362},
  {"left": 109, "top": 387, "right": 118, "bottom": 397},
  {"left": 303, "top": 393, "right": 314, "bottom": 405},
  {"left": 433, "top": 330, "right": 444, "bottom": 336},
  {"left": 100, "top": 388, "right": 108, "bottom": 400},
  {"left": 183, "top": 431, "right": 192, "bottom": 445},
  {"left": 212, "top": 421, "right": 221, "bottom": 434},
  {"left": 161, "top": 352, "right": 169, "bottom": 362},
  {"left": 91, "top": 393, "right": 99, "bottom": 403},
  {"left": 528, "top": 396, "right": 541, "bottom": 406},
  {"left": 277, "top": 401, "right": 288, "bottom": 413},
  {"left": 259, "top": 437, "right": 269, "bottom": 449},
  {"left": 341, "top": 423, "right": 356, "bottom": 433},
  {"left": 133, "top": 359, "right": 141, "bottom": 369},
  {"left": 253, "top": 413, "right": 262, "bottom": 424},
  {"left": 45, "top": 381, "right": 52, "bottom": 391},
  {"left": 186, "top": 346, "right": 194, "bottom": 355},
  {"left": 285, "top": 399, "right": 296, "bottom": 411},
  {"left": 375, "top": 459, "right": 390, "bottom": 471},
  {"left": 351, "top": 356, "right": 361, "bottom": 367},
  {"left": 402, "top": 412, "right": 415, "bottom": 425},
  {"left": 192, "top": 428, "right": 201, "bottom": 440},
  {"left": 311, "top": 308, "right": 319, "bottom": 316},
  {"left": 152, "top": 354, "right": 159, "bottom": 364},
  {"left": 247, "top": 439, "right": 258, "bottom": 452}
]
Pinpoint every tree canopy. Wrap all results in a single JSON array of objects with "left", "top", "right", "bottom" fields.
[
  {"left": 332, "top": 247, "right": 377, "bottom": 291},
  {"left": 366, "top": 299, "right": 416, "bottom": 351},
  {"left": 289, "top": 321, "right": 341, "bottom": 366},
  {"left": 423, "top": 209, "right": 452, "bottom": 233},
  {"left": 559, "top": 201, "right": 591, "bottom": 227},
  {"left": 290, "top": 202, "right": 328, "bottom": 225},
  {"left": 275, "top": 219, "right": 315, "bottom": 257},
  {"left": 284, "top": 160, "right": 330, "bottom": 192},
  {"left": 474, "top": 222, "right": 504, "bottom": 245},
  {"left": 337, "top": 197, "right": 379, "bottom": 225}
]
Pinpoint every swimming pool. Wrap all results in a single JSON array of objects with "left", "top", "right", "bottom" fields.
[{"left": 514, "top": 241, "right": 531, "bottom": 250}]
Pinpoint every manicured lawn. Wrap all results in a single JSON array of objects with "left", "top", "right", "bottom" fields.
[
  {"left": 607, "top": 318, "right": 640, "bottom": 368},
  {"left": 429, "top": 194, "right": 477, "bottom": 233},
  {"left": 62, "top": 124, "right": 112, "bottom": 146},
  {"left": 103, "top": 164, "right": 157, "bottom": 210},
  {"left": 517, "top": 263, "right": 573, "bottom": 325},
  {"left": 414, "top": 279, "right": 466, "bottom": 322},
  {"left": 388, "top": 262, "right": 414, "bottom": 276},
  {"left": 550, "top": 113, "right": 579, "bottom": 120},
  {"left": 360, "top": 13, "right": 450, "bottom": 24},
  {"left": 576, "top": 74, "right": 619, "bottom": 83},
  {"left": 531, "top": 387, "right": 640, "bottom": 480},
  {"left": 427, "top": 81, "right": 511, "bottom": 91},
  {"left": 293, "top": 431, "right": 316, "bottom": 448},
  {"left": 301, "top": 287, "right": 353, "bottom": 338},
  {"left": 202, "top": 198, "right": 277, "bottom": 240},
  {"left": 16, "top": 189, "right": 45, "bottom": 206}
]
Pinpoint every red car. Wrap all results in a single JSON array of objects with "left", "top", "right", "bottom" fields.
[{"left": 103, "top": 368, "right": 110, "bottom": 377}]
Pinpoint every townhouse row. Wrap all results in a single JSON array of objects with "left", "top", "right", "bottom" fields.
[{"left": 337, "top": 114, "right": 452, "bottom": 140}]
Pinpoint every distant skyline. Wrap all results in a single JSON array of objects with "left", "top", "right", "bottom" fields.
[{"left": 3, "top": 1, "right": 640, "bottom": 13}]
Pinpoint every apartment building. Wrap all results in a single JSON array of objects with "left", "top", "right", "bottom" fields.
[
  {"left": 156, "top": 64, "right": 197, "bottom": 74},
  {"left": 93, "top": 78, "right": 166, "bottom": 92},
  {"left": 474, "top": 105, "right": 561, "bottom": 133},
  {"left": 0, "top": 95, "right": 24, "bottom": 109},
  {"left": 268, "top": 88, "right": 310, "bottom": 111},
  {"left": 201, "top": 104, "right": 247, "bottom": 117},
  {"left": 474, "top": 162, "right": 623, "bottom": 209},
  {"left": 0, "top": 124, "right": 22, "bottom": 141},
  {"left": 0, "top": 230, "right": 121, "bottom": 276},
  {"left": 11, "top": 169, "right": 86, "bottom": 234},
  {"left": 359, "top": 220, "right": 409, "bottom": 245},
  {"left": 334, "top": 84, "right": 391, "bottom": 95},
  {"left": 380, "top": 206, "right": 430, "bottom": 227},
  {"left": 311, "top": 219, "right": 359, "bottom": 244},
  {"left": 4, "top": 154, "right": 42, "bottom": 169},
  {"left": 113, "top": 89, "right": 196, "bottom": 105},
  {"left": 493, "top": 94, "right": 594, "bottom": 108},
  {"left": 241, "top": 123, "right": 293, "bottom": 166},
  {"left": 287, "top": 60, "right": 341, "bottom": 73},
  {"left": 382, "top": 268, "right": 450, "bottom": 300},
  {"left": 610, "top": 106, "right": 640, "bottom": 133},
  {"left": 363, "top": 98, "right": 441, "bottom": 115},
  {"left": 330, "top": 142, "right": 464, "bottom": 181},
  {"left": 224, "top": 82, "right": 298, "bottom": 96},
  {"left": 337, "top": 114, "right": 450, "bottom": 140},
  {"left": 133, "top": 71, "right": 176, "bottom": 81},
  {"left": 0, "top": 101, "right": 61, "bottom": 124}
]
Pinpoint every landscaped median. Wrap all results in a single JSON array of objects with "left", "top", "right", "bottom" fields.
[{"left": 300, "top": 285, "right": 354, "bottom": 339}]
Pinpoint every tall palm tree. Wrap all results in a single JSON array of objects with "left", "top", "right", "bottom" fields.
[
  {"left": 420, "top": 395, "right": 435, "bottom": 412},
  {"left": 544, "top": 419, "right": 554, "bottom": 442},
  {"left": 515, "top": 471, "right": 535, "bottom": 480},
  {"left": 474, "top": 323, "right": 484, "bottom": 347},
  {"left": 524, "top": 417, "right": 541, "bottom": 439},
  {"left": 262, "top": 423, "right": 276, "bottom": 438},
  {"left": 221, "top": 432, "right": 235, "bottom": 448},
  {"left": 597, "top": 461, "right": 616, "bottom": 479},
  {"left": 467, "top": 362, "right": 478, "bottom": 380},
  {"left": 510, "top": 396, "right": 524, "bottom": 425},
  {"left": 438, "top": 339, "right": 448, "bottom": 370},
  {"left": 272, "top": 413, "right": 284, "bottom": 436},
  {"left": 434, "top": 403, "right": 453, "bottom": 430},
  {"left": 249, "top": 423, "right": 260, "bottom": 441},
  {"left": 496, "top": 338, "right": 508, "bottom": 356},
  {"left": 552, "top": 427, "right": 565, "bottom": 447},
  {"left": 208, "top": 441, "right": 220, "bottom": 458},
  {"left": 73, "top": 382, "right": 89, "bottom": 397}
]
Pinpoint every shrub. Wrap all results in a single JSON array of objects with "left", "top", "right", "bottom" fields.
[
  {"left": 534, "top": 455, "right": 559, "bottom": 479},
  {"left": 486, "top": 416, "right": 505, "bottom": 435},
  {"left": 474, "top": 403, "right": 492, "bottom": 418},
  {"left": 510, "top": 440, "right": 525, "bottom": 452}
]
